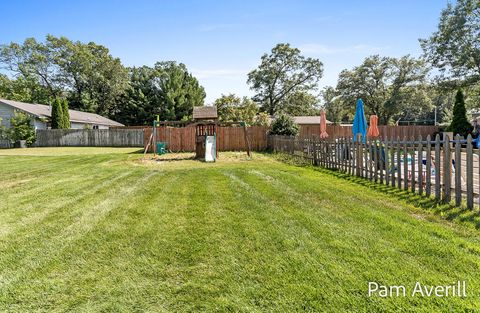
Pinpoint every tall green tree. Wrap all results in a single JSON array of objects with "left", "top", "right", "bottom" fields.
[
  {"left": 279, "top": 91, "right": 319, "bottom": 116},
  {"left": 0, "top": 37, "right": 61, "bottom": 98},
  {"left": 114, "top": 63, "right": 205, "bottom": 125},
  {"left": 321, "top": 86, "right": 346, "bottom": 124},
  {"left": 0, "top": 35, "right": 129, "bottom": 115},
  {"left": 214, "top": 94, "right": 263, "bottom": 125},
  {"left": 420, "top": 0, "right": 480, "bottom": 86},
  {"left": 447, "top": 89, "right": 472, "bottom": 136},
  {"left": 50, "top": 98, "right": 63, "bottom": 129},
  {"left": 61, "top": 99, "right": 70, "bottom": 128},
  {"left": 0, "top": 74, "right": 51, "bottom": 103},
  {"left": 154, "top": 61, "right": 206, "bottom": 121},
  {"left": 336, "top": 55, "right": 431, "bottom": 124},
  {"left": 247, "top": 43, "right": 323, "bottom": 115}
]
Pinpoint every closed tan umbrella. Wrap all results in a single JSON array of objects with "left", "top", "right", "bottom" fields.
[
  {"left": 320, "top": 110, "right": 329, "bottom": 139},
  {"left": 367, "top": 115, "right": 380, "bottom": 138}
]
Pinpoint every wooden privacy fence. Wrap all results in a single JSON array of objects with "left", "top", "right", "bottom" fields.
[
  {"left": 299, "top": 125, "right": 439, "bottom": 139},
  {"left": 143, "top": 125, "right": 268, "bottom": 152},
  {"left": 35, "top": 129, "right": 144, "bottom": 147},
  {"left": 269, "top": 134, "right": 480, "bottom": 210}
]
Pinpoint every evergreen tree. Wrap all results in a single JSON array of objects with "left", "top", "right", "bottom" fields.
[
  {"left": 447, "top": 89, "right": 472, "bottom": 136},
  {"left": 50, "top": 98, "right": 63, "bottom": 129},
  {"left": 61, "top": 99, "right": 70, "bottom": 129}
]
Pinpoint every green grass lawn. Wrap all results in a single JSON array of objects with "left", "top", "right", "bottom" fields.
[{"left": 1, "top": 148, "right": 479, "bottom": 312}]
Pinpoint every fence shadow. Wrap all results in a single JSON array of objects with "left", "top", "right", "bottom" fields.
[{"left": 310, "top": 167, "right": 480, "bottom": 229}]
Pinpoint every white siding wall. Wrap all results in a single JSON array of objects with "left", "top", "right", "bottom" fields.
[
  {"left": 33, "top": 119, "right": 47, "bottom": 130},
  {"left": 0, "top": 103, "right": 46, "bottom": 130},
  {"left": 70, "top": 122, "right": 86, "bottom": 129},
  {"left": 0, "top": 102, "right": 15, "bottom": 128},
  {"left": 71, "top": 122, "right": 110, "bottom": 129}
]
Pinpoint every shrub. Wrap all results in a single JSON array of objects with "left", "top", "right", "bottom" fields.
[
  {"left": 7, "top": 111, "right": 36, "bottom": 146},
  {"left": 270, "top": 114, "right": 299, "bottom": 136},
  {"left": 51, "top": 98, "right": 64, "bottom": 129},
  {"left": 61, "top": 98, "right": 70, "bottom": 128},
  {"left": 446, "top": 89, "right": 472, "bottom": 136}
]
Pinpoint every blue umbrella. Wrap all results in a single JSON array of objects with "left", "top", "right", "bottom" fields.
[{"left": 352, "top": 99, "right": 367, "bottom": 143}]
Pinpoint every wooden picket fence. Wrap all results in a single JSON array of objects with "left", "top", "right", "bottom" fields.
[
  {"left": 299, "top": 125, "right": 439, "bottom": 139},
  {"left": 268, "top": 134, "right": 480, "bottom": 210}
]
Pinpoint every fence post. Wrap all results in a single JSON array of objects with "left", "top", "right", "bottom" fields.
[
  {"left": 410, "top": 137, "right": 416, "bottom": 193},
  {"left": 443, "top": 134, "right": 451, "bottom": 203},
  {"left": 466, "top": 135, "right": 473, "bottom": 209},
  {"left": 403, "top": 137, "right": 409, "bottom": 191},
  {"left": 374, "top": 140, "right": 379, "bottom": 183},
  {"left": 435, "top": 134, "right": 441, "bottom": 201},
  {"left": 397, "top": 137, "right": 401, "bottom": 188},
  {"left": 418, "top": 135, "right": 423, "bottom": 196},
  {"left": 348, "top": 137, "right": 353, "bottom": 175},
  {"left": 384, "top": 137, "right": 389, "bottom": 185},
  {"left": 390, "top": 137, "right": 396, "bottom": 187},
  {"left": 339, "top": 137, "right": 344, "bottom": 172},
  {"left": 369, "top": 139, "right": 374, "bottom": 181},
  {"left": 425, "top": 135, "right": 432, "bottom": 197},
  {"left": 356, "top": 135, "right": 361, "bottom": 176},
  {"left": 454, "top": 134, "right": 462, "bottom": 207}
]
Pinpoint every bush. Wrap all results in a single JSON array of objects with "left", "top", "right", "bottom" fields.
[
  {"left": 61, "top": 98, "right": 70, "bottom": 128},
  {"left": 7, "top": 111, "right": 36, "bottom": 146},
  {"left": 446, "top": 89, "right": 472, "bottom": 136},
  {"left": 51, "top": 98, "right": 63, "bottom": 129},
  {"left": 270, "top": 114, "right": 299, "bottom": 136}
]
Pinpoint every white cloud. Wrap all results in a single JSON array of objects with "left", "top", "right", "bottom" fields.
[{"left": 299, "top": 43, "right": 391, "bottom": 55}]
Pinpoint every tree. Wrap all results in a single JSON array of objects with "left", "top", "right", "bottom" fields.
[
  {"left": 0, "top": 37, "right": 61, "bottom": 98},
  {"left": 50, "top": 98, "right": 64, "bottom": 129},
  {"left": 420, "top": 0, "right": 480, "bottom": 86},
  {"left": 0, "top": 74, "right": 52, "bottom": 104},
  {"left": 113, "top": 63, "right": 206, "bottom": 125},
  {"left": 61, "top": 98, "right": 70, "bottom": 128},
  {"left": 114, "top": 66, "right": 160, "bottom": 126},
  {"left": 47, "top": 35, "right": 129, "bottom": 114},
  {"left": 279, "top": 91, "right": 319, "bottom": 116},
  {"left": 447, "top": 89, "right": 472, "bottom": 136},
  {"left": 154, "top": 61, "right": 206, "bottom": 121},
  {"left": 247, "top": 43, "right": 323, "bottom": 115},
  {"left": 336, "top": 55, "right": 431, "bottom": 124},
  {"left": 321, "top": 86, "right": 345, "bottom": 124},
  {"left": 214, "top": 94, "right": 261, "bottom": 125},
  {"left": 0, "top": 35, "right": 129, "bottom": 115},
  {"left": 270, "top": 114, "right": 299, "bottom": 136},
  {"left": 6, "top": 111, "right": 36, "bottom": 145}
]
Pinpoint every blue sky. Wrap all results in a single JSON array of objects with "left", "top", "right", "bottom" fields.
[{"left": 0, "top": 0, "right": 448, "bottom": 103}]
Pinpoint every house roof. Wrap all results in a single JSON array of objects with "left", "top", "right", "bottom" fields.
[
  {"left": 193, "top": 106, "right": 218, "bottom": 120},
  {"left": 293, "top": 116, "right": 333, "bottom": 125},
  {"left": 0, "top": 99, "right": 124, "bottom": 127}
]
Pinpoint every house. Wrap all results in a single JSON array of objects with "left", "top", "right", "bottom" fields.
[
  {"left": 292, "top": 116, "right": 333, "bottom": 126},
  {"left": 0, "top": 99, "right": 123, "bottom": 130}
]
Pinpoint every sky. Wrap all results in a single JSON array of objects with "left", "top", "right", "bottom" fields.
[{"left": 0, "top": 0, "right": 449, "bottom": 103}]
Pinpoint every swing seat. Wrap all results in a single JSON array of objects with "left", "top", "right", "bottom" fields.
[{"left": 156, "top": 142, "right": 167, "bottom": 155}]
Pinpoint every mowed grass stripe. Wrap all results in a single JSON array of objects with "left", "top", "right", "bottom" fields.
[
  {"left": 0, "top": 149, "right": 479, "bottom": 312},
  {"left": 234, "top": 165, "right": 480, "bottom": 310},
  {"left": 0, "top": 170, "right": 154, "bottom": 291}
]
